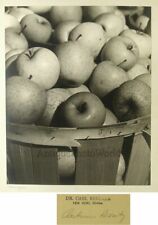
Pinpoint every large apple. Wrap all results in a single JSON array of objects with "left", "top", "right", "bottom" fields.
[
  {"left": 54, "top": 42, "right": 96, "bottom": 87},
  {"left": 135, "top": 73, "right": 151, "bottom": 87},
  {"left": 112, "top": 79, "right": 151, "bottom": 121},
  {"left": 5, "top": 13, "right": 21, "bottom": 30},
  {"left": 5, "top": 27, "right": 28, "bottom": 51},
  {"left": 37, "top": 88, "right": 71, "bottom": 126},
  {"left": 100, "top": 36, "right": 139, "bottom": 70},
  {"left": 68, "top": 22, "right": 107, "bottom": 58},
  {"left": 6, "top": 76, "right": 47, "bottom": 124},
  {"left": 20, "top": 14, "right": 53, "bottom": 44},
  {"left": 7, "top": 7, "right": 34, "bottom": 22},
  {"left": 49, "top": 6, "right": 82, "bottom": 27},
  {"left": 53, "top": 21, "right": 80, "bottom": 43},
  {"left": 94, "top": 12, "right": 125, "bottom": 38},
  {"left": 121, "top": 29, "right": 151, "bottom": 58},
  {"left": 16, "top": 47, "right": 60, "bottom": 90},
  {"left": 82, "top": 6, "right": 116, "bottom": 21},
  {"left": 53, "top": 92, "right": 106, "bottom": 128},
  {"left": 88, "top": 61, "right": 128, "bottom": 98}
]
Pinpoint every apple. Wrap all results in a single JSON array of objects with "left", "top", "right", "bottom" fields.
[
  {"left": 5, "top": 13, "right": 21, "bottom": 30},
  {"left": 69, "top": 22, "right": 108, "bottom": 58},
  {"left": 53, "top": 92, "right": 106, "bottom": 128},
  {"left": 54, "top": 42, "right": 96, "bottom": 87},
  {"left": 114, "top": 9, "right": 126, "bottom": 24},
  {"left": 135, "top": 73, "right": 151, "bottom": 87},
  {"left": 112, "top": 79, "right": 151, "bottom": 121},
  {"left": 16, "top": 47, "right": 60, "bottom": 90},
  {"left": 121, "top": 29, "right": 151, "bottom": 58},
  {"left": 53, "top": 21, "right": 80, "bottom": 43},
  {"left": 100, "top": 36, "right": 139, "bottom": 70},
  {"left": 82, "top": 6, "right": 116, "bottom": 21},
  {"left": 67, "top": 85, "right": 90, "bottom": 95},
  {"left": 58, "top": 150, "right": 75, "bottom": 178},
  {"left": 49, "top": 6, "right": 82, "bottom": 27},
  {"left": 138, "top": 57, "right": 151, "bottom": 73},
  {"left": 103, "top": 107, "right": 119, "bottom": 125},
  {"left": 6, "top": 76, "right": 47, "bottom": 124},
  {"left": 94, "top": 12, "right": 125, "bottom": 38},
  {"left": 27, "top": 6, "right": 52, "bottom": 14},
  {"left": 37, "top": 88, "right": 71, "bottom": 126},
  {"left": 7, "top": 7, "right": 34, "bottom": 22},
  {"left": 5, "top": 48, "right": 25, "bottom": 61},
  {"left": 127, "top": 64, "right": 149, "bottom": 80},
  {"left": 88, "top": 61, "right": 128, "bottom": 98},
  {"left": 5, "top": 27, "right": 28, "bottom": 51},
  {"left": 20, "top": 14, "right": 53, "bottom": 44}
]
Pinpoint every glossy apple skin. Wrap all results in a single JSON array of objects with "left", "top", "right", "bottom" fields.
[
  {"left": 5, "top": 27, "right": 28, "bottom": 51},
  {"left": 54, "top": 92, "right": 106, "bottom": 128},
  {"left": 89, "top": 61, "right": 128, "bottom": 98},
  {"left": 6, "top": 76, "right": 47, "bottom": 124},
  {"left": 95, "top": 13, "right": 125, "bottom": 38},
  {"left": 7, "top": 7, "right": 34, "bottom": 22},
  {"left": 121, "top": 29, "right": 151, "bottom": 58},
  {"left": 54, "top": 42, "right": 96, "bottom": 87},
  {"left": 69, "top": 22, "right": 107, "bottom": 58},
  {"left": 112, "top": 79, "right": 151, "bottom": 121},
  {"left": 20, "top": 14, "right": 52, "bottom": 44},
  {"left": 49, "top": 6, "right": 82, "bottom": 27},
  {"left": 135, "top": 73, "right": 151, "bottom": 87},
  {"left": 101, "top": 36, "right": 139, "bottom": 70},
  {"left": 82, "top": 6, "right": 116, "bottom": 21},
  {"left": 16, "top": 47, "right": 60, "bottom": 90},
  {"left": 53, "top": 21, "right": 80, "bottom": 43}
]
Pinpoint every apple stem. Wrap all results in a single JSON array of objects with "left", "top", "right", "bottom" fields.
[
  {"left": 127, "top": 45, "right": 133, "bottom": 50},
  {"left": 19, "top": 24, "right": 27, "bottom": 34},
  {"left": 28, "top": 75, "right": 33, "bottom": 80},
  {"left": 77, "top": 102, "right": 87, "bottom": 113},
  {"left": 76, "top": 34, "right": 82, "bottom": 41},
  {"left": 117, "top": 59, "right": 127, "bottom": 67}
]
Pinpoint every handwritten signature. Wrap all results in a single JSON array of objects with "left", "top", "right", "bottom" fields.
[{"left": 62, "top": 207, "right": 125, "bottom": 223}]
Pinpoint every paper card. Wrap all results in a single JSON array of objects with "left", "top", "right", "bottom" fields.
[{"left": 57, "top": 194, "right": 130, "bottom": 225}]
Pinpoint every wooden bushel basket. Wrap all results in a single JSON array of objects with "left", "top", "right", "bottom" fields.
[{"left": 6, "top": 115, "right": 151, "bottom": 185}]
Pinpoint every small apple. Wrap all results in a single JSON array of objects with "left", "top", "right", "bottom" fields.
[
  {"left": 53, "top": 92, "right": 106, "bottom": 128},
  {"left": 103, "top": 107, "right": 119, "bottom": 125},
  {"left": 5, "top": 27, "right": 28, "bottom": 51},
  {"left": 95, "top": 12, "right": 125, "bottom": 38},
  {"left": 121, "top": 29, "right": 151, "bottom": 58},
  {"left": 6, "top": 76, "right": 47, "bottom": 124},
  {"left": 20, "top": 14, "right": 53, "bottom": 44},
  {"left": 5, "top": 13, "right": 21, "bottom": 30},
  {"left": 28, "top": 6, "right": 52, "bottom": 14},
  {"left": 5, "top": 48, "right": 25, "bottom": 61},
  {"left": 58, "top": 150, "right": 75, "bottom": 178},
  {"left": 53, "top": 21, "right": 80, "bottom": 43},
  {"left": 54, "top": 42, "right": 96, "bottom": 87},
  {"left": 49, "top": 6, "right": 82, "bottom": 27},
  {"left": 69, "top": 22, "right": 108, "bottom": 58},
  {"left": 37, "top": 88, "right": 71, "bottom": 126},
  {"left": 7, "top": 7, "right": 34, "bottom": 22},
  {"left": 100, "top": 36, "right": 139, "bottom": 70},
  {"left": 82, "top": 6, "right": 116, "bottom": 21},
  {"left": 67, "top": 85, "right": 90, "bottom": 95},
  {"left": 112, "top": 79, "right": 151, "bottom": 121},
  {"left": 89, "top": 61, "right": 128, "bottom": 98},
  {"left": 16, "top": 47, "right": 60, "bottom": 90},
  {"left": 135, "top": 73, "right": 151, "bottom": 87}
]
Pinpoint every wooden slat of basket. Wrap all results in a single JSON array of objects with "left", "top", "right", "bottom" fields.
[
  {"left": 7, "top": 141, "right": 59, "bottom": 184},
  {"left": 7, "top": 116, "right": 150, "bottom": 147},
  {"left": 124, "top": 133, "right": 150, "bottom": 185},
  {"left": 75, "top": 136, "right": 124, "bottom": 185}
]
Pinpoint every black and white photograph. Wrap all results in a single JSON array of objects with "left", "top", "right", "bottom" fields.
[{"left": 4, "top": 4, "right": 151, "bottom": 187}]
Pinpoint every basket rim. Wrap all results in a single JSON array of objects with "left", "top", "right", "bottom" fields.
[{"left": 6, "top": 115, "right": 150, "bottom": 147}]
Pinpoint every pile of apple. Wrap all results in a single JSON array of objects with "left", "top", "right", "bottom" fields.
[{"left": 5, "top": 6, "right": 151, "bottom": 184}]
